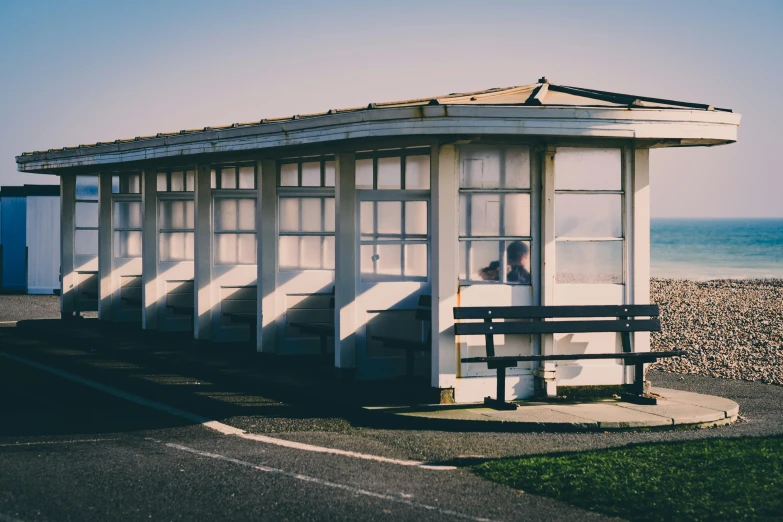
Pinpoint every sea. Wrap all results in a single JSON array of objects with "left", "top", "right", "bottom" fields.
[{"left": 651, "top": 218, "right": 783, "bottom": 280}]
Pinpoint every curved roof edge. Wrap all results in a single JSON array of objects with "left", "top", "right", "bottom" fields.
[{"left": 17, "top": 80, "right": 741, "bottom": 174}]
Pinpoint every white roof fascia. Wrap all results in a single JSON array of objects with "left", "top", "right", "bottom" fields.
[{"left": 17, "top": 106, "right": 740, "bottom": 173}]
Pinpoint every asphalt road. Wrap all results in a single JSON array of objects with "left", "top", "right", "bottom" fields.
[{"left": 0, "top": 349, "right": 609, "bottom": 522}]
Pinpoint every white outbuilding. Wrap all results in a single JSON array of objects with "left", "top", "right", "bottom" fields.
[{"left": 16, "top": 79, "right": 740, "bottom": 402}]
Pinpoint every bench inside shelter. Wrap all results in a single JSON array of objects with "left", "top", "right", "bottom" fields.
[
  {"left": 371, "top": 294, "right": 432, "bottom": 379},
  {"left": 288, "top": 287, "right": 335, "bottom": 359},
  {"left": 454, "top": 304, "right": 686, "bottom": 410}
]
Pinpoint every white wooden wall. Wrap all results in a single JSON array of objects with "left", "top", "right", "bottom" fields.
[{"left": 26, "top": 196, "right": 61, "bottom": 294}]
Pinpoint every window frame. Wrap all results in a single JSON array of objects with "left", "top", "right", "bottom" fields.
[
  {"left": 112, "top": 195, "right": 143, "bottom": 259},
  {"left": 111, "top": 172, "right": 142, "bottom": 194},
  {"left": 74, "top": 175, "right": 100, "bottom": 260},
  {"left": 277, "top": 156, "right": 336, "bottom": 272},
  {"left": 212, "top": 190, "right": 258, "bottom": 266},
  {"left": 458, "top": 146, "right": 534, "bottom": 286},
  {"left": 553, "top": 147, "right": 626, "bottom": 285},
  {"left": 158, "top": 192, "right": 195, "bottom": 263},
  {"left": 355, "top": 148, "right": 431, "bottom": 283},
  {"left": 211, "top": 163, "right": 257, "bottom": 190}
]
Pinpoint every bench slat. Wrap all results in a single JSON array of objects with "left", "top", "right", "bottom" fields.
[
  {"left": 453, "top": 304, "right": 659, "bottom": 320},
  {"left": 461, "top": 350, "right": 685, "bottom": 364},
  {"left": 455, "top": 318, "right": 660, "bottom": 335}
]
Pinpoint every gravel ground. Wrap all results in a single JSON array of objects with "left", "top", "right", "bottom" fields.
[
  {"left": 651, "top": 278, "right": 783, "bottom": 385},
  {"left": 0, "top": 294, "right": 60, "bottom": 322}
]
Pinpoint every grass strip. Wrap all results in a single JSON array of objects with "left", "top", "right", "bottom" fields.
[{"left": 473, "top": 436, "right": 783, "bottom": 521}]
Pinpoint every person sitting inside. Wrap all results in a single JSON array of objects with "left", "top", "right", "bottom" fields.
[{"left": 478, "top": 241, "right": 530, "bottom": 284}]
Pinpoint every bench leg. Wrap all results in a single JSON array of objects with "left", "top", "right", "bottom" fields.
[
  {"left": 621, "top": 361, "right": 657, "bottom": 405},
  {"left": 484, "top": 364, "right": 518, "bottom": 410}
]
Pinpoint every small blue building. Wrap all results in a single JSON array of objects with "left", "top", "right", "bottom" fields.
[{"left": 0, "top": 185, "right": 60, "bottom": 293}]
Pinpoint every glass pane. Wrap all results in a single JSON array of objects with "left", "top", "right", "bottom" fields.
[
  {"left": 360, "top": 245, "right": 375, "bottom": 277},
  {"left": 324, "top": 161, "right": 335, "bottom": 187},
  {"left": 75, "top": 175, "right": 99, "bottom": 200},
  {"left": 404, "top": 243, "right": 427, "bottom": 278},
  {"left": 74, "top": 229, "right": 98, "bottom": 255},
  {"left": 210, "top": 169, "right": 217, "bottom": 189},
  {"left": 279, "top": 236, "right": 300, "bottom": 269},
  {"left": 171, "top": 171, "right": 185, "bottom": 192},
  {"left": 128, "top": 174, "right": 141, "bottom": 194},
  {"left": 556, "top": 241, "right": 623, "bottom": 284},
  {"left": 324, "top": 198, "right": 335, "bottom": 233},
  {"left": 185, "top": 170, "right": 195, "bottom": 191},
  {"left": 467, "top": 241, "right": 503, "bottom": 282},
  {"left": 360, "top": 201, "right": 374, "bottom": 237},
  {"left": 75, "top": 202, "right": 98, "bottom": 228},
  {"left": 405, "top": 155, "right": 430, "bottom": 190},
  {"left": 556, "top": 194, "right": 622, "bottom": 238},
  {"left": 459, "top": 146, "right": 530, "bottom": 189},
  {"left": 323, "top": 236, "right": 335, "bottom": 270},
  {"left": 237, "top": 199, "right": 256, "bottom": 231},
  {"left": 460, "top": 194, "right": 500, "bottom": 237},
  {"left": 503, "top": 193, "right": 531, "bottom": 237},
  {"left": 355, "top": 159, "right": 373, "bottom": 189},
  {"left": 377, "top": 201, "right": 402, "bottom": 236},
  {"left": 280, "top": 163, "right": 298, "bottom": 186},
  {"left": 238, "top": 166, "right": 255, "bottom": 189},
  {"left": 113, "top": 231, "right": 142, "bottom": 258},
  {"left": 159, "top": 200, "right": 194, "bottom": 230},
  {"left": 405, "top": 201, "right": 427, "bottom": 236},
  {"left": 555, "top": 148, "right": 622, "bottom": 191},
  {"left": 278, "top": 198, "right": 300, "bottom": 232},
  {"left": 111, "top": 175, "right": 120, "bottom": 194},
  {"left": 301, "top": 198, "right": 323, "bottom": 232},
  {"left": 214, "top": 199, "right": 237, "bottom": 231},
  {"left": 159, "top": 232, "right": 194, "bottom": 262},
  {"left": 300, "top": 236, "right": 322, "bottom": 269},
  {"left": 506, "top": 240, "right": 531, "bottom": 284},
  {"left": 220, "top": 167, "right": 236, "bottom": 189},
  {"left": 458, "top": 241, "right": 467, "bottom": 280},
  {"left": 377, "top": 244, "right": 402, "bottom": 276},
  {"left": 237, "top": 234, "right": 256, "bottom": 264},
  {"left": 301, "top": 162, "right": 320, "bottom": 187},
  {"left": 114, "top": 201, "right": 142, "bottom": 229},
  {"left": 377, "top": 157, "right": 401, "bottom": 190},
  {"left": 157, "top": 172, "right": 168, "bottom": 192}
]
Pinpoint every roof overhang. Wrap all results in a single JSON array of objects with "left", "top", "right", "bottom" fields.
[{"left": 17, "top": 105, "right": 741, "bottom": 174}]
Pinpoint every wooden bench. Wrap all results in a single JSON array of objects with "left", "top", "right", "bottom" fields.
[
  {"left": 371, "top": 295, "right": 432, "bottom": 379},
  {"left": 288, "top": 288, "right": 335, "bottom": 359},
  {"left": 454, "top": 304, "right": 686, "bottom": 410}
]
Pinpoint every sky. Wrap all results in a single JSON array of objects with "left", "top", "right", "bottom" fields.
[{"left": 1, "top": 0, "right": 781, "bottom": 218}]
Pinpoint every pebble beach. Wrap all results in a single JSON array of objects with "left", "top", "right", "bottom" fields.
[{"left": 651, "top": 278, "right": 783, "bottom": 385}]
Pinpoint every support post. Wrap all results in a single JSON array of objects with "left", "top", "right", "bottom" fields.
[
  {"left": 431, "top": 143, "right": 458, "bottom": 393},
  {"left": 98, "top": 173, "right": 112, "bottom": 320},
  {"left": 334, "top": 152, "right": 357, "bottom": 373},
  {"left": 60, "top": 175, "right": 76, "bottom": 318},
  {"left": 258, "top": 159, "right": 277, "bottom": 353},
  {"left": 141, "top": 167, "right": 158, "bottom": 330},
  {"left": 194, "top": 164, "right": 212, "bottom": 340},
  {"left": 633, "top": 147, "right": 652, "bottom": 381},
  {"left": 535, "top": 147, "right": 558, "bottom": 397}
]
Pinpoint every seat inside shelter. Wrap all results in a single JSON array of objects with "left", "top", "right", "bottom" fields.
[{"left": 16, "top": 79, "right": 740, "bottom": 402}]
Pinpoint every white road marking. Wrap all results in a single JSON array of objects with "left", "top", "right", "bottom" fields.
[
  {"left": 0, "top": 438, "right": 118, "bottom": 448},
  {"left": 0, "top": 350, "right": 455, "bottom": 470},
  {"left": 158, "top": 440, "right": 497, "bottom": 522},
  {"left": 0, "top": 321, "right": 19, "bottom": 325}
]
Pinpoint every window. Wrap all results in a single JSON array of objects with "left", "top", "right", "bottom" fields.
[
  {"left": 74, "top": 175, "right": 99, "bottom": 261},
  {"left": 159, "top": 200, "right": 195, "bottom": 261},
  {"left": 278, "top": 157, "right": 335, "bottom": 270},
  {"left": 158, "top": 168, "right": 195, "bottom": 192},
  {"left": 211, "top": 164, "right": 255, "bottom": 190},
  {"left": 357, "top": 150, "right": 430, "bottom": 281},
  {"left": 554, "top": 147, "right": 623, "bottom": 284},
  {"left": 111, "top": 172, "right": 141, "bottom": 194},
  {"left": 214, "top": 198, "right": 257, "bottom": 264},
  {"left": 113, "top": 201, "right": 142, "bottom": 258},
  {"left": 458, "top": 146, "right": 532, "bottom": 284}
]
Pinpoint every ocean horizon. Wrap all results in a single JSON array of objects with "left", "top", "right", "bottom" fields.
[{"left": 651, "top": 218, "right": 783, "bottom": 280}]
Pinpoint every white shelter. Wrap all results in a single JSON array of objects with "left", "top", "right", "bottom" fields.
[{"left": 16, "top": 79, "right": 740, "bottom": 402}]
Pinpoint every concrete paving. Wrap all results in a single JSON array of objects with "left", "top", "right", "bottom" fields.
[{"left": 367, "top": 388, "right": 738, "bottom": 431}]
